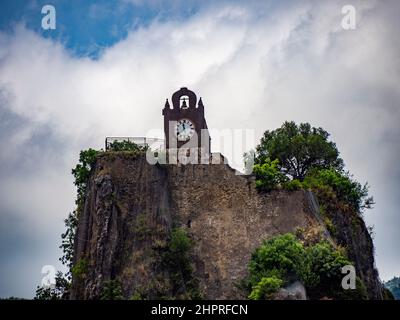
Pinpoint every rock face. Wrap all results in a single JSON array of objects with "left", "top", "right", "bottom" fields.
[
  {"left": 70, "top": 152, "right": 384, "bottom": 299},
  {"left": 274, "top": 281, "right": 307, "bottom": 300}
]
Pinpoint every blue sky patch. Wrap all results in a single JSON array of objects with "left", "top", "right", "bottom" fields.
[{"left": 0, "top": 0, "right": 203, "bottom": 58}]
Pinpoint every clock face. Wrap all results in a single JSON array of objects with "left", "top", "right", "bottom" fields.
[{"left": 176, "top": 119, "right": 195, "bottom": 141}]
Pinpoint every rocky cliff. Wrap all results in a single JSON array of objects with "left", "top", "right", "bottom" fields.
[{"left": 70, "top": 151, "right": 384, "bottom": 299}]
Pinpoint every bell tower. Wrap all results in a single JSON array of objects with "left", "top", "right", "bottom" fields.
[{"left": 162, "top": 87, "right": 211, "bottom": 163}]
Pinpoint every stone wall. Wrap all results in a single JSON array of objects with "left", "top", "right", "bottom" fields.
[{"left": 166, "top": 163, "right": 319, "bottom": 298}]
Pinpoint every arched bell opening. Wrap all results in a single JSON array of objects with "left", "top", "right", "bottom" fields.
[{"left": 180, "top": 95, "right": 189, "bottom": 109}]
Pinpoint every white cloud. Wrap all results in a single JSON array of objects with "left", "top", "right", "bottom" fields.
[{"left": 0, "top": 0, "right": 399, "bottom": 296}]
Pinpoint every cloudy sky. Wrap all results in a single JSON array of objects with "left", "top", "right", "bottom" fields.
[{"left": 0, "top": 0, "right": 399, "bottom": 298}]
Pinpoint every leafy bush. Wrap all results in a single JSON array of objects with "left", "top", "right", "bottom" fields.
[
  {"left": 247, "top": 233, "right": 365, "bottom": 300},
  {"left": 107, "top": 140, "right": 148, "bottom": 152},
  {"left": 283, "top": 179, "right": 302, "bottom": 191},
  {"left": 130, "top": 292, "right": 143, "bottom": 300},
  {"left": 71, "top": 258, "right": 88, "bottom": 280},
  {"left": 303, "top": 168, "right": 374, "bottom": 212},
  {"left": 249, "top": 233, "right": 306, "bottom": 283},
  {"left": 304, "top": 242, "right": 351, "bottom": 289},
  {"left": 59, "top": 211, "right": 78, "bottom": 278},
  {"left": 164, "top": 228, "right": 193, "bottom": 281},
  {"left": 277, "top": 168, "right": 374, "bottom": 214},
  {"left": 248, "top": 276, "right": 283, "bottom": 300},
  {"left": 71, "top": 148, "right": 100, "bottom": 204},
  {"left": 34, "top": 271, "right": 70, "bottom": 300},
  {"left": 253, "top": 158, "right": 288, "bottom": 191},
  {"left": 169, "top": 228, "right": 192, "bottom": 257},
  {"left": 163, "top": 228, "right": 200, "bottom": 299}
]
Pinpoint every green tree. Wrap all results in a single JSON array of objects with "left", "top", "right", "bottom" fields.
[
  {"left": 71, "top": 148, "right": 100, "bottom": 204},
  {"left": 59, "top": 211, "right": 78, "bottom": 279},
  {"left": 34, "top": 271, "right": 70, "bottom": 300},
  {"left": 255, "top": 121, "right": 344, "bottom": 180},
  {"left": 253, "top": 158, "right": 288, "bottom": 191}
]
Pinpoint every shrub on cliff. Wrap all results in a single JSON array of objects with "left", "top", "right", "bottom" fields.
[
  {"left": 59, "top": 210, "right": 78, "bottom": 277},
  {"left": 163, "top": 228, "right": 201, "bottom": 299},
  {"left": 107, "top": 140, "right": 148, "bottom": 152},
  {"left": 283, "top": 179, "right": 302, "bottom": 191},
  {"left": 247, "top": 233, "right": 366, "bottom": 300},
  {"left": 34, "top": 271, "right": 70, "bottom": 300},
  {"left": 100, "top": 280, "right": 124, "bottom": 300},
  {"left": 253, "top": 159, "right": 288, "bottom": 191},
  {"left": 71, "top": 258, "right": 88, "bottom": 281},
  {"left": 302, "top": 168, "right": 374, "bottom": 212},
  {"left": 168, "top": 228, "right": 192, "bottom": 258},
  {"left": 304, "top": 241, "right": 357, "bottom": 298},
  {"left": 249, "top": 234, "right": 307, "bottom": 283},
  {"left": 248, "top": 276, "right": 283, "bottom": 300},
  {"left": 71, "top": 148, "right": 100, "bottom": 204},
  {"left": 279, "top": 169, "right": 374, "bottom": 213}
]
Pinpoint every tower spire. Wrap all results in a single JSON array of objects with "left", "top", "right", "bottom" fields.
[{"left": 198, "top": 97, "right": 204, "bottom": 108}]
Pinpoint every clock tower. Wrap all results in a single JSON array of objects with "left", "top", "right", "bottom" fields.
[{"left": 162, "top": 87, "right": 211, "bottom": 163}]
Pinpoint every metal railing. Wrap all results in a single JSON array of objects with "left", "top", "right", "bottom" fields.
[{"left": 105, "top": 137, "right": 165, "bottom": 151}]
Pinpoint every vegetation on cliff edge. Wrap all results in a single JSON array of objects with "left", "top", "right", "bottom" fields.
[
  {"left": 245, "top": 233, "right": 368, "bottom": 300},
  {"left": 249, "top": 121, "right": 374, "bottom": 215}
]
